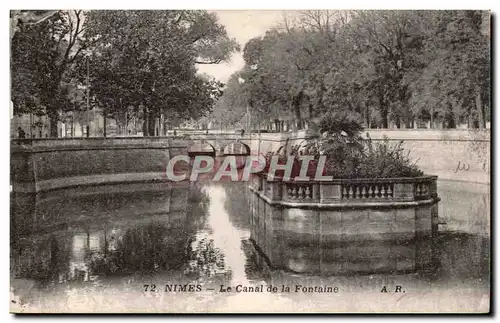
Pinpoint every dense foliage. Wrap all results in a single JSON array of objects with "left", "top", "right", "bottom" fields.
[
  {"left": 11, "top": 10, "right": 239, "bottom": 136},
  {"left": 215, "top": 10, "right": 490, "bottom": 130},
  {"left": 263, "top": 113, "right": 424, "bottom": 179},
  {"left": 11, "top": 10, "right": 490, "bottom": 137}
]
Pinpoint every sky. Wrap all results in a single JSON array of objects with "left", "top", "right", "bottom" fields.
[{"left": 197, "top": 10, "right": 287, "bottom": 82}]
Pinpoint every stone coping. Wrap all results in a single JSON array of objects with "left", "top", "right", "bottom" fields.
[
  {"left": 251, "top": 172, "right": 439, "bottom": 208},
  {"left": 12, "top": 172, "right": 169, "bottom": 194},
  {"left": 259, "top": 173, "right": 438, "bottom": 184},
  {"left": 250, "top": 186, "right": 438, "bottom": 210}
]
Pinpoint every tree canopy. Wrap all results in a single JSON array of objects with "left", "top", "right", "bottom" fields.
[
  {"left": 221, "top": 10, "right": 490, "bottom": 130},
  {"left": 11, "top": 10, "right": 239, "bottom": 136}
]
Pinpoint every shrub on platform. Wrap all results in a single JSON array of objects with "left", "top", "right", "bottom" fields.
[{"left": 262, "top": 112, "right": 424, "bottom": 179}]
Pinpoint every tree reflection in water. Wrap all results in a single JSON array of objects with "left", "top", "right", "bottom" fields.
[
  {"left": 184, "top": 183, "right": 232, "bottom": 284},
  {"left": 12, "top": 183, "right": 233, "bottom": 286},
  {"left": 184, "top": 238, "right": 229, "bottom": 284},
  {"left": 89, "top": 223, "right": 188, "bottom": 275}
]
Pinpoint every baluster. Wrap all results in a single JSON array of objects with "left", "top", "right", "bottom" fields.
[
  {"left": 287, "top": 186, "right": 293, "bottom": 199},
  {"left": 382, "top": 184, "right": 388, "bottom": 197},
  {"left": 422, "top": 184, "right": 428, "bottom": 196},
  {"left": 294, "top": 186, "right": 299, "bottom": 199},
  {"left": 387, "top": 184, "right": 393, "bottom": 197},
  {"left": 305, "top": 185, "right": 311, "bottom": 199}
]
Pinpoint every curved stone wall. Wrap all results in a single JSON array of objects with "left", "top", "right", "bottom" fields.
[
  {"left": 11, "top": 138, "right": 172, "bottom": 193},
  {"left": 10, "top": 135, "right": 272, "bottom": 193}
]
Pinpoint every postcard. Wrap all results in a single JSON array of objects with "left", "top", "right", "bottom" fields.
[{"left": 10, "top": 9, "right": 490, "bottom": 314}]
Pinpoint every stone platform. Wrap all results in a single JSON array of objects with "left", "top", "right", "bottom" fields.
[{"left": 249, "top": 174, "right": 440, "bottom": 275}]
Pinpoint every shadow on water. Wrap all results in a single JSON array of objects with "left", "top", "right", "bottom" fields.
[{"left": 10, "top": 181, "right": 490, "bottom": 312}]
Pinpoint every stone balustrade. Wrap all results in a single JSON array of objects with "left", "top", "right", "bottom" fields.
[{"left": 251, "top": 173, "right": 439, "bottom": 208}]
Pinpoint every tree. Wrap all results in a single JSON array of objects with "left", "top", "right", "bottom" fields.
[
  {"left": 11, "top": 10, "right": 88, "bottom": 137},
  {"left": 205, "top": 72, "right": 247, "bottom": 130},
  {"left": 10, "top": 10, "right": 59, "bottom": 38},
  {"left": 76, "top": 10, "right": 238, "bottom": 136},
  {"left": 239, "top": 11, "right": 353, "bottom": 130},
  {"left": 408, "top": 11, "right": 490, "bottom": 128},
  {"left": 232, "top": 10, "right": 490, "bottom": 130}
]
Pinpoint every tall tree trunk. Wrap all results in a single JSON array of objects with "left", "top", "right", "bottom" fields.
[
  {"left": 47, "top": 69, "right": 66, "bottom": 138},
  {"left": 404, "top": 115, "right": 412, "bottom": 129},
  {"left": 451, "top": 100, "right": 461, "bottom": 129},
  {"left": 147, "top": 110, "right": 156, "bottom": 136},
  {"left": 103, "top": 107, "right": 107, "bottom": 138},
  {"left": 400, "top": 88, "right": 412, "bottom": 129},
  {"left": 292, "top": 91, "right": 304, "bottom": 130},
  {"left": 364, "top": 103, "right": 370, "bottom": 128},
  {"left": 475, "top": 86, "right": 485, "bottom": 129},
  {"left": 308, "top": 103, "right": 314, "bottom": 127},
  {"left": 380, "top": 106, "right": 388, "bottom": 129},
  {"left": 49, "top": 114, "right": 58, "bottom": 138},
  {"left": 48, "top": 95, "right": 60, "bottom": 137},
  {"left": 378, "top": 88, "right": 388, "bottom": 129},
  {"left": 142, "top": 106, "right": 149, "bottom": 136},
  {"left": 454, "top": 113, "right": 460, "bottom": 129}
]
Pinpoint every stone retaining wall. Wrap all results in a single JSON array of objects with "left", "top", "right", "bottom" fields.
[{"left": 10, "top": 129, "right": 490, "bottom": 193}]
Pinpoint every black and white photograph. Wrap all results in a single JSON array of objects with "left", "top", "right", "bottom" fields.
[{"left": 9, "top": 8, "right": 491, "bottom": 313}]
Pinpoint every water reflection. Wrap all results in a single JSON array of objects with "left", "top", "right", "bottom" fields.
[{"left": 10, "top": 181, "right": 489, "bottom": 313}]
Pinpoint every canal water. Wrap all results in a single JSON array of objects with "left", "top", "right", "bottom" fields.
[{"left": 10, "top": 181, "right": 490, "bottom": 313}]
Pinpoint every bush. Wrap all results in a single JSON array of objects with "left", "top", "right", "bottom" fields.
[
  {"left": 260, "top": 113, "right": 423, "bottom": 179},
  {"left": 352, "top": 138, "right": 424, "bottom": 178},
  {"left": 317, "top": 110, "right": 364, "bottom": 138},
  {"left": 261, "top": 138, "right": 422, "bottom": 180}
]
